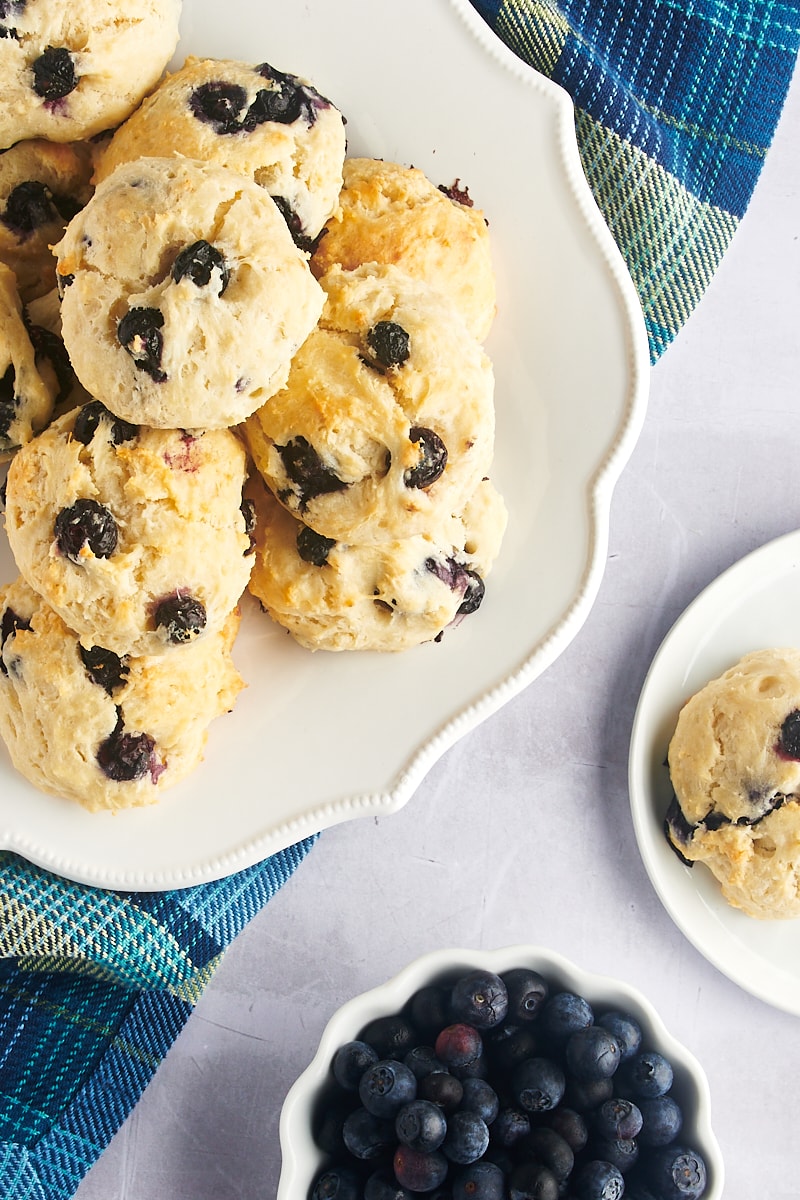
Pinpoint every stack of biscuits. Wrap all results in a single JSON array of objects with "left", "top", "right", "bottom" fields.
[
  {"left": 0, "top": 19, "right": 345, "bottom": 810},
  {"left": 1, "top": 16, "right": 507, "bottom": 811},
  {"left": 241, "top": 158, "right": 508, "bottom": 652}
]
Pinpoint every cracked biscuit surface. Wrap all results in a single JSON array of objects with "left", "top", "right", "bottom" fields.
[
  {"left": 245, "top": 472, "right": 507, "bottom": 652},
  {"left": 4, "top": 403, "right": 253, "bottom": 656},
  {"left": 0, "top": 576, "right": 244, "bottom": 811},
  {"left": 54, "top": 156, "right": 324, "bottom": 428},
  {"left": 0, "top": 0, "right": 182, "bottom": 148},
  {"left": 93, "top": 55, "right": 347, "bottom": 246},
  {"left": 666, "top": 648, "right": 800, "bottom": 918},
  {"left": 310, "top": 157, "right": 496, "bottom": 341},
  {"left": 243, "top": 263, "right": 495, "bottom": 544}
]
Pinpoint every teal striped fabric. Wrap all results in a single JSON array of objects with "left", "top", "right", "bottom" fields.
[
  {"left": 2, "top": 4, "right": 800, "bottom": 1197},
  {"left": 0, "top": 840, "right": 317, "bottom": 1197},
  {"left": 470, "top": 0, "right": 800, "bottom": 359}
]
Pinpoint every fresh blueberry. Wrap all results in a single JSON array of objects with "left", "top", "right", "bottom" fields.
[
  {"left": 458, "top": 1077, "right": 499, "bottom": 1125},
  {"left": 171, "top": 240, "right": 229, "bottom": 294},
  {"left": 643, "top": 1144, "right": 707, "bottom": 1199},
  {"left": 620, "top": 1051, "right": 674, "bottom": 1099},
  {"left": 589, "top": 1135, "right": 639, "bottom": 1174},
  {"left": 511, "top": 1057, "right": 565, "bottom": 1114},
  {"left": 395, "top": 1099, "right": 447, "bottom": 1153},
  {"left": 434, "top": 1024, "right": 483, "bottom": 1073},
  {"left": 297, "top": 524, "right": 336, "bottom": 566},
  {"left": 393, "top": 1145, "right": 449, "bottom": 1193},
  {"left": 565, "top": 1026, "right": 621, "bottom": 1082},
  {"left": 404, "top": 1045, "right": 446, "bottom": 1080},
  {"left": 621, "top": 1183, "right": 661, "bottom": 1200},
  {"left": 404, "top": 426, "right": 448, "bottom": 489},
  {"left": 519, "top": 1126, "right": 574, "bottom": 1183},
  {"left": 360, "top": 1015, "right": 419, "bottom": 1060},
  {"left": 310, "top": 1166, "right": 362, "bottom": 1200},
  {"left": 153, "top": 591, "right": 207, "bottom": 645},
  {"left": 484, "top": 1024, "right": 540, "bottom": 1072},
  {"left": 489, "top": 1106, "right": 530, "bottom": 1148},
  {"left": 364, "top": 1168, "right": 414, "bottom": 1200},
  {"left": 451, "top": 1160, "right": 505, "bottom": 1200},
  {"left": 342, "top": 1106, "right": 396, "bottom": 1160},
  {"left": 508, "top": 1161, "right": 559, "bottom": 1200},
  {"left": 32, "top": 46, "right": 77, "bottom": 101},
  {"left": 117, "top": 307, "right": 166, "bottom": 381},
  {"left": 73, "top": 400, "right": 138, "bottom": 446},
  {"left": 593, "top": 1097, "right": 643, "bottom": 1141},
  {"left": 442, "top": 1110, "right": 489, "bottom": 1165},
  {"left": 637, "top": 1095, "right": 683, "bottom": 1147},
  {"left": 418, "top": 1070, "right": 463, "bottom": 1114},
  {"left": 546, "top": 1106, "right": 588, "bottom": 1153},
  {"left": 564, "top": 1075, "right": 614, "bottom": 1113},
  {"left": 359, "top": 1060, "right": 417, "bottom": 1119},
  {"left": 54, "top": 498, "right": 118, "bottom": 561},
  {"left": 597, "top": 1011, "right": 642, "bottom": 1062},
  {"left": 573, "top": 1159, "right": 625, "bottom": 1200},
  {"left": 96, "top": 708, "right": 155, "bottom": 782},
  {"left": 278, "top": 436, "right": 347, "bottom": 507},
  {"left": 540, "top": 992, "right": 594, "bottom": 1042},
  {"left": 313, "top": 1102, "right": 354, "bottom": 1157},
  {"left": 407, "top": 985, "right": 450, "bottom": 1038},
  {"left": 502, "top": 968, "right": 549, "bottom": 1023},
  {"left": 367, "top": 321, "right": 410, "bottom": 368},
  {"left": 332, "top": 1040, "right": 379, "bottom": 1091},
  {"left": 78, "top": 644, "right": 129, "bottom": 695},
  {"left": 450, "top": 970, "right": 508, "bottom": 1030}
]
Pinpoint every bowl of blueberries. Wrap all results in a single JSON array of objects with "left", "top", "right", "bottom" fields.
[{"left": 278, "top": 945, "right": 723, "bottom": 1200}]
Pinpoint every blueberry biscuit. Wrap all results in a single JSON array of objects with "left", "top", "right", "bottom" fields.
[
  {"left": 0, "top": 0, "right": 182, "bottom": 148},
  {"left": 665, "top": 648, "right": 800, "bottom": 919},
  {"left": 0, "top": 138, "right": 94, "bottom": 302},
  {"left": 242, "top": 263, "right": 496, "bottom": 544},
  {"left": 310, "top": 157, "right": 497, "bottom": 341},
  {"left": 93, "top": 55, "right": 347, "bottom": 248},
  {"left": 245, "top": 472, "right": 507, "bottom": 652},
  {"left": 1, "top": 262, "right": 61, "bottom": 460},
  {"left": 0, "top": 576, "right": 244, "bottom": 811},
  {"left": 4, "top": 403, "right": 253, "bottom": 656},
  {"left": 54, "top": 156, "right": 325, "bottom": 429}
]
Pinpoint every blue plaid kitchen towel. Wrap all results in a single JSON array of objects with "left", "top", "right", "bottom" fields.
[
  {"left": 2, "top": 2, "right": 800, "bottom": 1197},
  {"left": 470, "top": 0, "right": 800, "bottom": 360}
]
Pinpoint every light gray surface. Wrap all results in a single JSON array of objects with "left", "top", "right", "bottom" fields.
[{"left": 75, "top": 64, "right": 800, "bottom": 1200}]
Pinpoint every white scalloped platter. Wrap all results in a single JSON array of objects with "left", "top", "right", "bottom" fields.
[
  {"left": 630, "top": 531, "right": 800, "bottom": 1016},
  {"left": 0, "top": 0, "right": 649, "bottom": 889}
]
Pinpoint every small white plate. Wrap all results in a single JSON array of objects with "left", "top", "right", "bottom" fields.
[
  {"left": 629, "top": 531, "right": 800, "bottom": 1016},
  {"left": 0, "top": 0, "right": 649, "bottom": 890}
]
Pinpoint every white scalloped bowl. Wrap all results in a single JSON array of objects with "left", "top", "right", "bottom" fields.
[{"left": 278, "top": 945, "right": 724, "bottom": 1199}]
